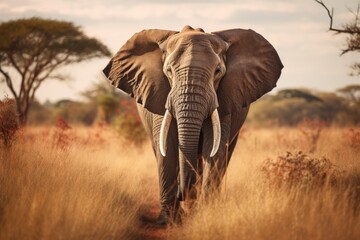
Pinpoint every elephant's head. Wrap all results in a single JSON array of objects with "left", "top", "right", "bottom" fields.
[{"left": 103, "top": 26, "right": 283, "bottom": 200}]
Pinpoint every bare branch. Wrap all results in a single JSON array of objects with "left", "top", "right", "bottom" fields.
[
  {"left": 315, "top": 0, "right": 360, "bottom": 34},
  {"left": 5, "top": 53, "right": 25, "bottom": 77},
  {"left": 315, "top": 0, "right": 334, "bottom": 29},
  {"left": 0, "top": 66, "right": 19, "bottom": 101},
  {"left": 30, "top": 80, "right": 42, "bottom": 104}
]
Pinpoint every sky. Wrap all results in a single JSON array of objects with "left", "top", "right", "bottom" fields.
[{"left": 0, "top": 0, "right": 359, "bottom": 103}]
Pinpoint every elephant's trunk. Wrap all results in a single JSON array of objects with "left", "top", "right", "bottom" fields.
[
  {"left": 176, "top": 101, "right": 204, "bottom": 201},
  {"left": 175, "top": 107, "right": 221, "bottom": 200}
]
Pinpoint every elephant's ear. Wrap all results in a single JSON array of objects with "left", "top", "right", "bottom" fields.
[
  {"left": 213, "top": 29, "right": 283, "bottom": 114},
  {"left": 103, "top": 29, "right": 178, "bottom": 115}
]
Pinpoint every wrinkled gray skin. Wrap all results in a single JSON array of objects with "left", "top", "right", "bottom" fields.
[{"left": 103, "top": 26, "right": 283, "bottom": 225}]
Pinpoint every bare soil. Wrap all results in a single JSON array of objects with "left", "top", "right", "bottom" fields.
[{"left": 138, "top": 200, "right": 167, "bottom": 240}]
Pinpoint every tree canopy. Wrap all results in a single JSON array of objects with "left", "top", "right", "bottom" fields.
[
  {"left": 276, "top": 89, "right": 322, "bottom": 102},
  {"left": 337, "top": 85, "right": 360, "bottom": 105},
  {"left": 0, "top": 17, "right": 112, "bottom": 124}
]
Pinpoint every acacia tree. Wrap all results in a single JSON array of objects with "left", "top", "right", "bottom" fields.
[
  {"left": 0, "top": 17, "right": 111, "bottom": 125},
  {"left": 337, "top": 84, "right": 360, "bottom": 105},
  {"left": 315, "top": 0, "right": 360, "bottom": 76}
]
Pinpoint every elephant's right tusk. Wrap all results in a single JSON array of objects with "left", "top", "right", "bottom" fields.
[
  {"left": 210, "top": 109, "right": 221, "bottom": 157},
  {"left": 159, "top": 110, "right": 172, "bottom": 157}
]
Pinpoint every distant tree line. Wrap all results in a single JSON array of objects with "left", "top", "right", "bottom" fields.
[
  {"left": 27, "top": 80, "right": 148, "bottom": 144},
  {"left": 27, "top": 81, "right": 128, "bottom": 126},
  {"left": 27, "top": 84, "right": 360, "bottom": 127},
  {"left": 247, "top": 85, "right": 360, "bottom": 127}
]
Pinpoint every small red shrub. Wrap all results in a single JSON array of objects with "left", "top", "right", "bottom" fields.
[
  {"left": 0, "top": 97, "right": 20, "bottom": 148},
  {"left": 262, "top": 151, "right": 342, "bottom": 187},
  {"left": 53, "top": 116, "right": 74, "bottom": 149},
  {"left": 56, "top": 116, "right": 71, "bottom": 131},
  {"left": 344, "top": 128, "right": 360, "bottom": 150}
]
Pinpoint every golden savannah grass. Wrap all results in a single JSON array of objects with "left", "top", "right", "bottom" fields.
[
  {"left": 0, "top": 125, "right": 359, "bottom": 240},
  {"left": 0, "top": 126, "right": 158, "bottom": 240}
]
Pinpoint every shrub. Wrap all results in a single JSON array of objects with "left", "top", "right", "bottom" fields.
[
  {"left": 262, "top": 151, "right": 342, "bottom": 187},
  {"left": 344, "top": 128, "right": 360, "bottom": 150},
  {"left": 97, "top": 94, "right": 119, "bottom": 123},
  {"left": 53, "top": 116, "right": 74, "bottom": 149},
  {"left": 113, "top": 113, "right": 147, "bottom": 146},
  {"left": 112, "top": 99, "right": 147, "bottom": 146},
  {"left": 0, "top": 97, "right": 19, "bottom": 148}
]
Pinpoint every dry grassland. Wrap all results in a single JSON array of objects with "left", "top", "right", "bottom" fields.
[{"left": 0, "top": 126, "right": 359, "bottom": 240}]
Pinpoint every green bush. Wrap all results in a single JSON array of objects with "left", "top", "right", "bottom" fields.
[
  {"left": 113, "top": 113, "right": 147, "bottom": 146},
  {"left": 97, "top": 94, "right": 119, "bottom": 123}
]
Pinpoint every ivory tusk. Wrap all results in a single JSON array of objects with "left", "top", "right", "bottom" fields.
[
  {"left": 159, "top": 110, "right": 172, "bottom": 157},
  {"left": 210, "top": 109, "right": 221, "bottom": 157}
]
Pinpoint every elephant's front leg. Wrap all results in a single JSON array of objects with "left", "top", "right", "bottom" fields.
[
  {"left": 202, "top": 134, "right": 239, "bottom": 196},
  {"left": 152, "top": 115, "right": 180, "bottom": 224},
  {"left": 201, "top": 114, "right": 232, "bottom": 197},
  {"left": 202, "top": 116, "right": 230, "bottom": 199},
  {"left": 201, "top": 109, "right": 249, "bottom": 198}
]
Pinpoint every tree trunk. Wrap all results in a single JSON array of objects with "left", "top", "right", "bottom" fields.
[{"left": 16, "top": 99, "right": 28, "bottom": 126}]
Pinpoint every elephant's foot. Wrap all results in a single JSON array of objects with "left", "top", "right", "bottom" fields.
[
  {"left": 156, "top": 210, "right": 169, "bottom": 226},
  {"left": 156, "top": 205, "right": 184, "bottom": 226}
]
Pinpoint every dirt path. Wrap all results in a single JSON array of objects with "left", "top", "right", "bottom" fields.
[{"left": 138, "top": 201, "right": 168, "bottom": 240}]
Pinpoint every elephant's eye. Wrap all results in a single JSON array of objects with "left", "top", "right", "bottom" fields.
[
  {"left": 166, "top": 66, "right": 173, "bottom": 78},
  {"left": 215, "top": 65, "right": 222, "bottom": 75}
]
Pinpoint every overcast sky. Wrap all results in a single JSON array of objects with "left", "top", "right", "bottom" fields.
[{"left": 0, "top": 0, "right": 359, "bottom": 102}]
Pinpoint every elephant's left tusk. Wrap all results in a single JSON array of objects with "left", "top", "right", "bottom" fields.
[
  {"left": 159, "top": 110, "right": 172, "bottom": 157},
  {"left": 210, "top": 109, "right": 221, "bottom": 157}
]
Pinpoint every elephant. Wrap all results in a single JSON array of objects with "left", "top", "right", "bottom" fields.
[{"left": 103, "top": 25, "right": 283, "bottom": 225}]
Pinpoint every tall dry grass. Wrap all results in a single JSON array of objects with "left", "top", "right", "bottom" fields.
[
  {"left": 0, "top": 126, "right": 359, "bottom": 239},
  {"left": 169, "top": 127, "right": 360, "bottom": 240},
  {"left": 0, "top": 126, "right": 157, "bottom": 240}
]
